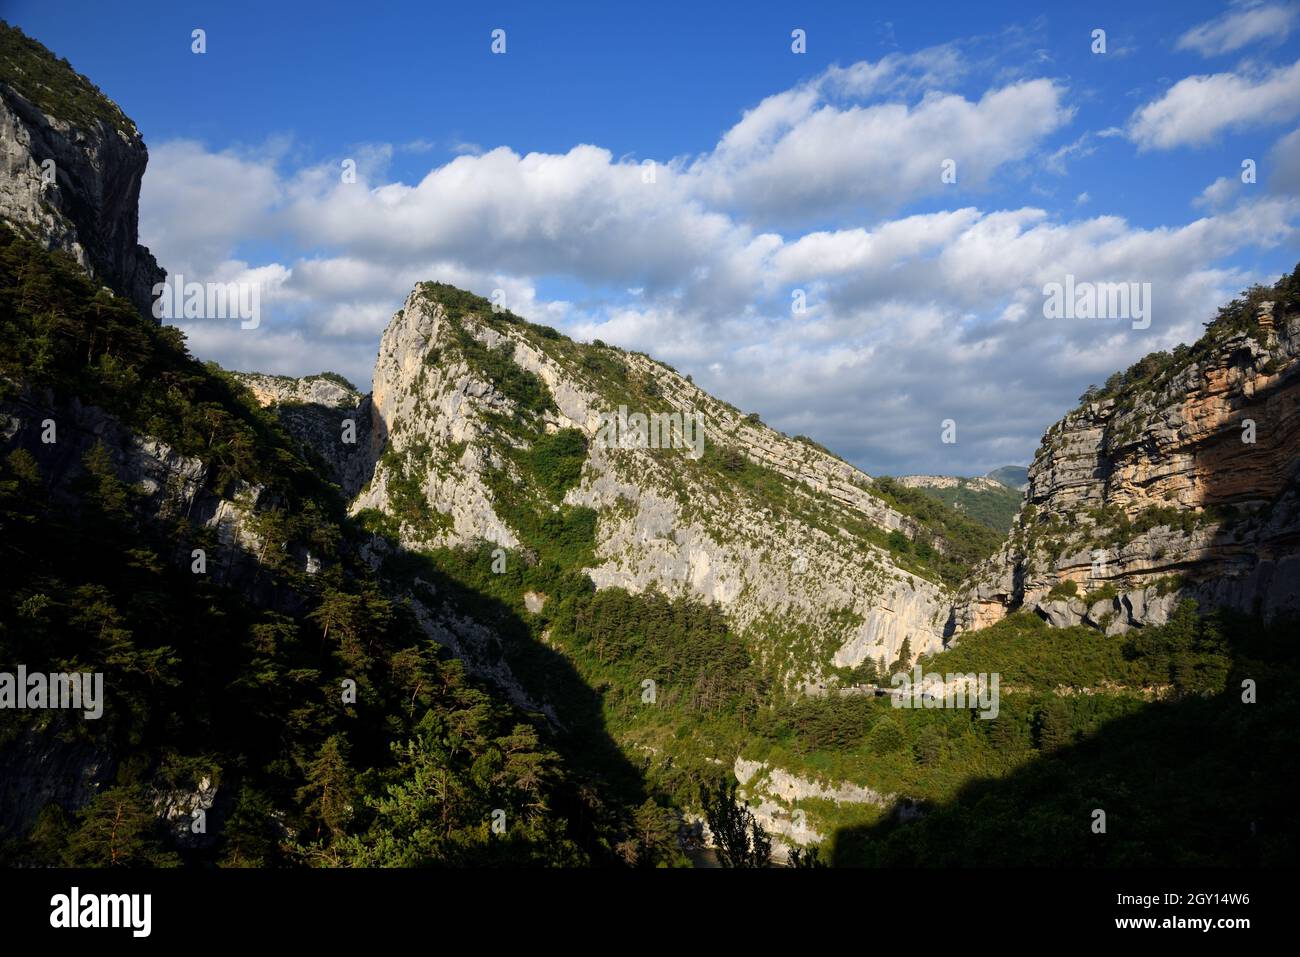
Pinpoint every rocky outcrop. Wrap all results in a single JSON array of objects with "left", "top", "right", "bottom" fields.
[
  {"left": 153, "top": 774, "right": 224, "bottom": 850},
  {"left": 960, "top": 288, "right": 1300, "bottom": 633},
  {"left": 0, "top": 23, "right": 165, "bottom": 317},
  {"left": 734, "top": 756, "right": 891, "bottom": 851},
  {"left": 0, "top": 719, "right": 116, "bottom": 839},
  {"left": 233, "top": 372, "right": 362, "bottom": 410},
  {"left": 0, "top": 386, "right": 318, "bottom": 607},
  {"left": 897, "top": 475, "right": 1006, "bottom": 493}
]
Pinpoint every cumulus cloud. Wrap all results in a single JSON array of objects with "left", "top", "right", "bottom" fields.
[
  {"left": 1176, "top": 1, "right": 1298, "bottom": 57},
  {"left": 689, "top": 73, "right": 1071, "bottom": 223},
  {"left": 140, "top": 141, "right": 283, "bottom": 275},
  {"left": 1128, "top": 58, "right": 1300, "bottom": 149},
  {"left": 1196, "top": 175, "right": 1244, "bottom": 210}
]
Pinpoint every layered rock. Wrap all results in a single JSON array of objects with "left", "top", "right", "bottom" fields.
[
  {"left": 0, "top": 22, "right": 165, "bottom": 316},
  {"left": 961, "top": 286, "right": 1300, "bottom": 633}
]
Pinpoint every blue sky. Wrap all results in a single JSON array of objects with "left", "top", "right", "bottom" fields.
[{"left": 7, "top": 0, "right": 1300, "bottom": 475}]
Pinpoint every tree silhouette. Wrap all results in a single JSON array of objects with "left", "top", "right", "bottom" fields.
[{"left": 703, "top": 778, "right": 771, "bottom": 868}]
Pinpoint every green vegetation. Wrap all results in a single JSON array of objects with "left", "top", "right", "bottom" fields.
[
  {"left": 1045, "top": 579, "right": 1079, "bottom": 601},
  {"left": 902, "top": 478, "right": 1024, "bottom": 534},
  {"left": 743, "top": 604, "right": 1296, "bottom": 865},
  {"left": 450, "top": 326, "right": 554, "bottom": 419},
  {"left": 303, "top": 371, "right": 360, "bottom": 393},
  {"left": 376, "top": 446, "right": 451, "bottom": 540},
  {"left": 703, "top": 779, "right": 771, "bottom": 867},
  {"left": 529, "top": 428, "right": 588, "bottom": 502},
  {"left": 0, "top": 21, "right": 131, "bottom": 129},
  {"left": 868, "top": 477, "right": 1007, "bottom": 584}
]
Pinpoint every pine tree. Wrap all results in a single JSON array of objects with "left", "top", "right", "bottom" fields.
[
  {"left": 63, "top": 786, "right": 179, "bottom": 867},
  {"left": 630, "top": 798, "right": 678, "bottom": 867},
  {"left": 1035, "top": 699, "right": 1073, "bottom": 753},
  {"left": 890, "top": 636, "right": 913, "bottom": 675},
  {"left": 220, "top": 786, "right": 281, "bottom": 867},
  {"left": 297, "top": 735, "right": 356, "bottom": 842},
  {"left": 703, "top": 779, "right": 771, "bottom": 868}
]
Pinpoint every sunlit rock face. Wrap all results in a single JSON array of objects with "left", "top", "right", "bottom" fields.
[{"left": 960, "top": 297, "right": 1300, "bottom": 634}]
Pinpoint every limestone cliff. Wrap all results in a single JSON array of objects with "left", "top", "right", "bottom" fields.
[
  {"left": 961, "top": 275, "right": 1300, "bottom": 634},
  {"left": 0, "top": 22, "right": 164, "bottom": 317}
]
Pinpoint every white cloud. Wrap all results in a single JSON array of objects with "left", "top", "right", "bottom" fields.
[
  {"left": 1045, "top": 133, "right": 1097, "bottom": 175},
  {"left": 1128, "top": 59, "right": 1300, "bottom": 149},
  {"left": 140, "top": 141, "right": 282, "bottom": 275},
  {"left": 1176, "top": 2, "right": 1298, "bottom": 56},
  {"left": 1196, "top": 175, "right": 1243, "bottom": 209},
  {"left": 690, "top": 75, "right": 1071, "bottom": 223}
]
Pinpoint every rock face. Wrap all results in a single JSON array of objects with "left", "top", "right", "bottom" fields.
[
  {"left": 327, "top": 284, "right": 955, "bottom": 688},
  {"left": 0, "top": 719, "right": 116, "bottom": 840},
  {"left": 233, "top": 371, "right": 362, "bottom": 410},
  {"left": 0, "top": 23, "right": 165, "bottom": 317},
  {"left": 961, "top": 284, "right": 1300, "bottom": 634},
  {"left": 229, "top": 372, "right": 378, "bottom": 497},
  {"left": 734, "top": 756, "right": 890, "bottom": 852}
]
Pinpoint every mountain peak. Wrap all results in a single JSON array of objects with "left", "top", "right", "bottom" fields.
[{"left": 331, "top": 281, "right": 1017, "bottom": 688}]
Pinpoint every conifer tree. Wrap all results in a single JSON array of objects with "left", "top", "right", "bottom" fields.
[
  {"left": 63, "top": 786, "right": 179, "bottom": 868},
  {"left": 297, "top": 734, "right": 356, "bottom": 842}
]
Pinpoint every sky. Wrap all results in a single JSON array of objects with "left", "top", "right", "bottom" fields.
[{"left": 6, "top": 0, "right": 1300, "bottom": 476}]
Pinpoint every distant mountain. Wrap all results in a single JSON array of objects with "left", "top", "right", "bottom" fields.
[
  {"left": 986, "top": 465, "right": 1029, "bottom": 491},
  {"left": 893, "top": 474, "right": 1024, "bottom": 533}
]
